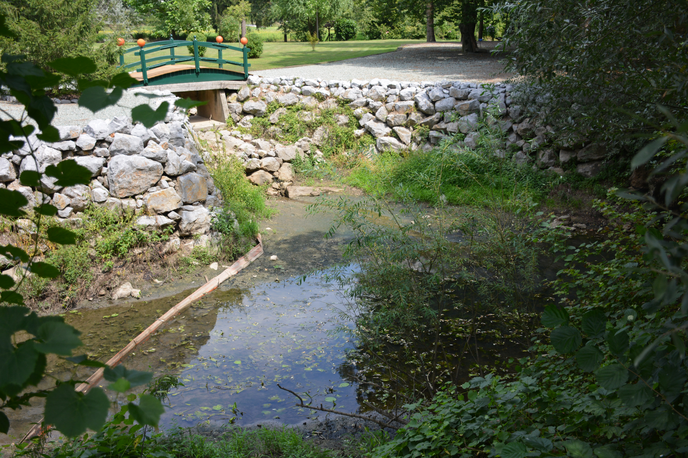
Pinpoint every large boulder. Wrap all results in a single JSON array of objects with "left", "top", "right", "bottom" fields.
[
  {"left": 456, "top": 99, "right": 480, "bottom": 116},
  {"left": 434, "top": 97, "right": 456, "bottom": 112},
  {"left": 243, "top": 100, "right": 267, "bottom": 116},
  {"left": 108, "top": 155, "right": 163, "bottom": 198},
  {"left": 177, "top": 173, "right": 208, "bottom": 204},
  {"left": 458, "top": 113, "right": 479, "bottom": 134},
  {"left": 178, "top": 207, "right": 212, "bottom": 236},
  {"left": 365, "top": 120, "right": 391, "bottom": 138},
  {"left": 260, "top": 157, "right": 281, "bottom": 173},
  {"left": 276, "top": 145, "right": 298, "bottom": 162},
  {"left": 109, "top": 133, "right": 143, "bottom": 156},
  {"left": 0, "top": 158, "right": 16, "bottom": 182},
  {"left": 377, "top": 137, "right": 405, "bottom": 152},
  {"left": 146, "top": 188, "right": 182, "bottom": 213},
  {"left": 414, "top": 92, "right": 436, "bottom": 115},
  {"left": 577, "top": 143, "right": 606, "bottom": 162}
]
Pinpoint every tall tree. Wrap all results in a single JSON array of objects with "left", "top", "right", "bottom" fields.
[{"left": 124, "top": 0, "right": 211, "bottom": 37}]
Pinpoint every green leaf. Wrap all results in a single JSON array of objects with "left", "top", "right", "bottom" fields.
[
  {"left": 127, "top": 395, "right": 164, "bottom": 427},
  {"left": 618, "top": 382, "right": 654, "bottom": 407},
  {"left": 581, "top": 309, "right": 606, "bottom": 336},
  {"left": 593, "top": 445, "right": 623, "bottom": 458},
  {"left": 44, "top": 160, "right": 92, "bottom": 187},
  {"left": 1, "top": 290, "right": 24, "bottom": 305},
  {"left": 595, "top": 364, "right": 628, "bottom": 390},
  {"left": 653, "top": 274, "right": 668, "bottom": 301},
  {"left": 502, "top": 442, "right": 527, "bottom": 458},
  {"left": 0, "top": 274, "right": 15, "bottom": 289},
  {"left": 34, "top": 204, "right": 58, "bottom": 217},
  {"left": 0, "top": 14, "right": 17, "bottom": 38},
  {"left": 47, "top": 227, "right": 77, "bottom": 245},
  {"left": 0, "top": 411, "right": 8, "bottom": 434},
  {"left": 0, "top": 341, "right": 38, "bottom": 388},
  {"left": 565, "top": 440, "right": 594, "bottom": 458},
  {"left": 7, "top": 62, "right": 43, "bottom": 77},
  {"left": 576, "top": 345, "right": 604, "bottom": 372},
  {"left": 37, "top": 125, "right": 60, "bottom": 143},
  {"left": 34, "top": 321, "right": 82, "bottom": 355},
  {"left": 0, "top": 245, "right": 29, "bottom": 263},
  {"left": 103, "top": 365, "right": 152, "bottom": 388},
  {"left": 131, "top": 102, "right": 169, "bottom": 128},
  {"left": 109, "top": 377, "right": 131, "bottom": 393},
  {"left": 523, "top": 436, "right": 552, "bottom": 452},
  {"left": 541, "top": 305, "right": 569, "bottom": 327},
  {"left": 48, "top": 57, "right": 97, "bottom": 77},
  {"left": 29, "top": 262, "right": 61, "bottom": 279},
  {"left": 606, "top": 330, "right": 629, "bottom": 357},
  {"left": 631, "top": 136, "right": 668, "bottom": 169},
  {"left": 325, "top": 396, "right": 337, "bottom": 403},
  {"left": 19, "top": 171, "right": 41, "bottom": 187},
  {"left": 0, "top": 189, "right": 27, "bottom": 217},
  {"left": 175, "top": 98, "right": 208, "bottom": 109},
  {"left": 550, "top": 326, "right": 582, "bottom": 354},
  {"left": 65, "top": 355, "right": 108, "bottom": 368},
  {"left": 109, "top": 73, "right": 139, "bottom": 89},
  {"left": 44, "top": 384, "right": 109, "bottom": 437},
  {"left": 658, "top": 364, "right": 687, "bottom": 399},
  {"left": 78, "top": 86, "right": 123, "bottom": 113}
]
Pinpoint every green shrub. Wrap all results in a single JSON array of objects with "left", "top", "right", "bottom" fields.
[
  {"left": 334, "top": 18, "right": 357, "bottom": 41},
  {"left": 246, "top": 32, "right": 263, "bottom": 58},
  {"left": 186, "top": 31, "right": 208, "bottom": 56},
  {"left": 219, "top": 14, "right": 241, "bottom": 42}
]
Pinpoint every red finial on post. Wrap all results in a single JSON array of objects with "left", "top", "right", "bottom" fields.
[
  {"left": 216, "top": 35, "right": 224, "bottom": 43},
  {"left": 117, "top": 37, "right": 125, "bottom": 46},
  {"left": 137, "top": 38, "right": 146, "bottom": 47},
  {"left": 240, "top": 36, "right": 248, "bottom": 46}
]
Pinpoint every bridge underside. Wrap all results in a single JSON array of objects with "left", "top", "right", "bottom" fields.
[{"left": 131, "top": 65, "right": 248, "bottom": 128}]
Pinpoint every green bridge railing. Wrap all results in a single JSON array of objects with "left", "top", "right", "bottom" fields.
[{"left": 118, "top": 36, "right": 251, "bottom": 86}]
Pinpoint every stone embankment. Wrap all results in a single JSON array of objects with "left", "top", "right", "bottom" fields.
[
  {"left": 1, "top": 98, "right": 221, "bottom": 255},
  {"left": 209, "top": 75, "right": 605, "bottom": 195}
]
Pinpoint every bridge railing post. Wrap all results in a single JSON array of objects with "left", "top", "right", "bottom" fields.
[
  {"left": 193, "top": 36, "right": 201, "bottom": 74},
  {"left": 169, "top": 35, "right": 175, "bottom": 64},
  {"left": 242, "top": 45, "right": 248, "bottom": 79},
  {"left": 218, "top": 49, "right": 223, "bottom": 69}
]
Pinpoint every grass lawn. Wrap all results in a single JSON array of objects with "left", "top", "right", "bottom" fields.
[{"left": 119, "top": 39, "right": 425, "bottom": 73}]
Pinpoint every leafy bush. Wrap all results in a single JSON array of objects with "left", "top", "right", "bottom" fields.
[
  {"left": 246, "top": 32, "right": 263, "bottom": 58},
  {"left": 219, "top": 13, "right": 241, "bottom": 42},
  {"left": 334, "top": 18, "right": 357, "bottom": 41},
  {"left": 186, "top": 31, "right": 208, "bottom": 56}
]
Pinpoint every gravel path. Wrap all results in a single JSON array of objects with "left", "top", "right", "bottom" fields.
[{"left": 253, "top": 42, "right": 512, "bottom": 83}]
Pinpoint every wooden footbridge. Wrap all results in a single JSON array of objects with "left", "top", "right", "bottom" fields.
[{"left": 118, "top": 36, "right": 251, "bottom": 126}]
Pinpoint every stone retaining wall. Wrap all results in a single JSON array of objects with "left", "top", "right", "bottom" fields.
[
  {"left": 214, "top": 75, "right": 607, "bottom": 194},
  {"left": 2, "top": 96, "right": 221, "bottom": 243}
]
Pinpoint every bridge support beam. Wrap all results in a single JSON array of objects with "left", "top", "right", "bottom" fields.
[{"left": 175, "top": 89, "right": 230, "bottom": 124}]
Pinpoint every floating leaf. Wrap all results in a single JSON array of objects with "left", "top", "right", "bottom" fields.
[
  {"left": 325, "top": 396, "right": 337, "bottom": 403},
  {"left": 234, "top": 360, "right": 241, "bottom": 365},
  {"left": 338, "top": 382, "right": 350, "bottom": 388}
]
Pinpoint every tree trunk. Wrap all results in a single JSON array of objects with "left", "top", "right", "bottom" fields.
[
  {"left": 459, "top": 22, "right": 478, "bottom": 53},
  {"left": 283, "top": 19, "right": 288, "bottom": 42},
  {"left": 426, "top": 2, "right": 436, "bottom": 43},
  {"left": 479, "top": 11, "right": 483, "bottom": 40},
  {"left": 241, "top": 19, "right": 247, "bottom": 38},
  {"left": 316, "top": 10, "right": 320, "bottom": 41}
]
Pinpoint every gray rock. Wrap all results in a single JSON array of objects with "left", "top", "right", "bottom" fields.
[
  {"left": 375, "top": 105, "right": 388, "bottom": 122},
  {"left": 429, "top": 131, "right": 448, "bottom": 145},
  {"left": 277, "top": 162, "right": 294, "bottom": 181},
  {"left": 458, "top": 113, "right": 480, "bottom": 134},
  {"left": 57, "top": 207, "right": 73, "bottom": 218},
  {"left": 248, "top": 170, "right": 273, "bottom": 186},
  {"left": 51, "top": 141, "right": 76, "bottom": 152},
  {"left": 136, "top": 215, "right": 175, "bottom": 231},
  {"left": 150, "top": 123, "right": 170, "bottom": 141},
  {"left": 52, "top": 193, "right": 70, "bottom": 210},
  {"left": 342, "top": 89, "right": 363, "bottom": 101},
  {"left": 464, "top": 132, "right": 479, "bottom": 149},
  {"left": 559, "top": 149, "right": 576, "bottom": 163},
  {"left": 76, "top": 133, "right": 96, "bottom": 151},
  {"left": 365, "top": 120, "right": 391, "bottom": 138},
  {"left": 177, "top": 173, "right": 208, "bottom": 204},
  {"left": 449, "top": 87, "right": 470, "bottom": 99},
  {"left": 335, "top": 115, "right": 349, "bottom": 127},
  {"left": 269, "top": 107, "right": 288, "bottom": 124},
  {"left": 83, "top": 119, "right": 111, "bottom": 140},
  {"left": 407, "top": 112, "right": 424, "bottom": 126},
  {"left": 141, "top": 141, "right": 168, "bottom": 163},
  {"left": 146, "top": 188, "right": 182, "bottom": 213},
  {"left": 577, "top": 143, "right": 606, "bottom": 162},
  {"left": 393, "top": 127, "right": 412, "bottom": 145},
  {"left": 516, "top": 120, "right": 535, "bottom": 139},
  {"left": 91, "top": 187, "right": 109, "bottom": 203},
  {"left": 386, "top": 113, "right": 407, "bottom": 127},
  {"left": 260, "top": 157, "right": 281, "bottom": 172},
  {"left": 419, "top": 113, "right": 443, "bottom": 128},
  {"left": 446, "top": 122, "right": 459, "bottom": 133},
  {"left": 228, "top": 102, "right": 243, "bottom": 116},
  {"left": 238, "top": 116, "right": 254, "bottom": 128},
  {"left": 276, "top": 145, "right": 298, "bottom": 162},
  {"left": 395, "top": 101, "right": 415, "bottom": 114},
  {"left": 377, "top": 136, "right": 405, "bottom": 152},
  {"left": 245, "top": 158, "right": 261, "bottom": 172},
  {"left": 456, "top": 99, "right": 480, "bottom": 116},
  {"left": 537, "top": 149, "right": 558, "bottom": 168},
  {"left": 577, "top": 161, "right": 603, "bottom": 177},
  {"left": 435, "top": 97, "right": 457, "bottom": 112},
  {"left": 468, "top": 88, "right": 491, "bottom": 102},
  {"left": 130, "top": 124, "right": 151, "bottom": 144},
  {"left": 73, "top": 156, "right": 106, "bottom": 177},
  {"left": 368, "top": 86, "right": 387, "bottom": 101},
  {"left": 359, "top": 112, "right": 375, "bottom": 127},
  {"left": 428, "top": 87, "right": 445, "bottom": 102},
  {"left": 349, "top": 98, "right": 368, "bottom": 108},
  {"left": 108, "top": 155, "right": 163, "bottom": 198},
  {"left": 94, "top": 147, "right": 109, "bottom": 158},
  {"left": 0, "top": 158, "right": 16, "bottom": 182},
  {"left": 57, "top": 126, "right": 81, "bottom": 141},
  {"left": 399, "top": 88, "right": 415, "bottom": 101},
  {"left": 62, "top": 184, "right": 91, "bottom": 211},
  {"left": 312, "top": 126, "right": 328, "bottom": 146},
  {"left": 237, "top": 86, "right": 251, "bottom": 102},
  {"left": 512, "top": 151, "right": 530, "bottom": 165},
  {"left": 414, "top": 92, "right": 436, "bottom": 115},
  {"left": 109, "top": 116, "right": 131, "bottom": 134},
  {"left": 277, "top": 92, "right": 299, "bottom": 106}
]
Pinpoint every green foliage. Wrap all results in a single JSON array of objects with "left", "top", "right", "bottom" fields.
[
  {"left": 219, "top": 13, "right": 240, "bottom": 42},
  {"left": 246, "top": 32, "right": 264, "bottom": 58},
  {"left": 496, "top": 0, "right": 688, "bottom": 156},
  {"left": 334, "top": 18, "right": 357, "bottom": 41},
  {"left": 185, "top": 31, "right": 208, "bottom": 57},
  {"left": 307, "top": 31, "right": 319, "bottom": 51},
  {"left": 0, "top": 31, "right": 166, "bottom": 439},
  {"left": 124, "top": 0, "right": 211, "bottom": 38}
]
